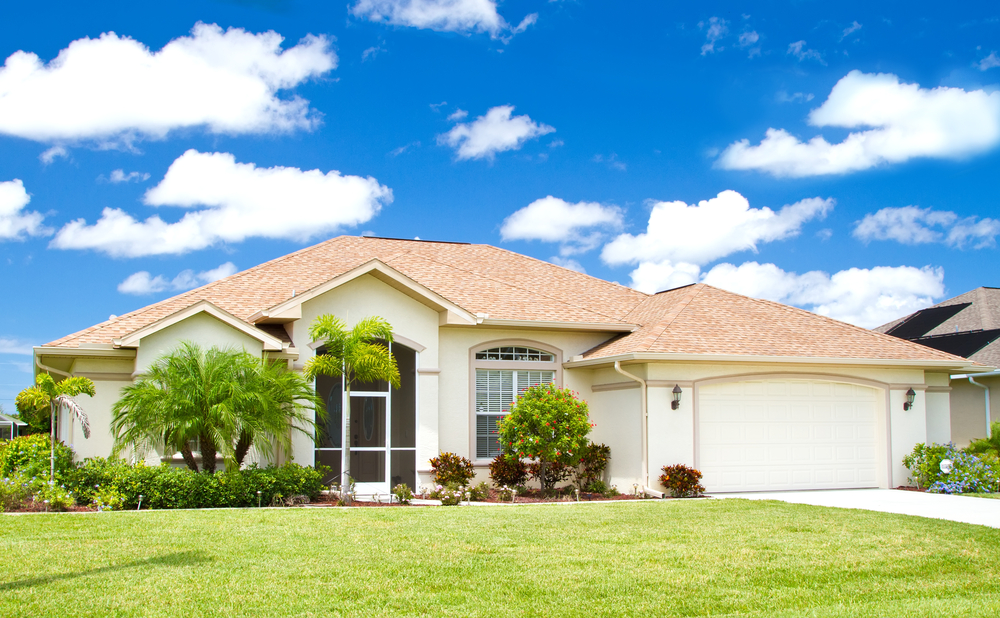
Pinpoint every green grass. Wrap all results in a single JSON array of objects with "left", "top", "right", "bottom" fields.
[
  {"left": 2, "top": 500, "right": 1000, "bottom": 617},
  {"left": 965, "top": 493, "right": 1000, "bottom": 499}
]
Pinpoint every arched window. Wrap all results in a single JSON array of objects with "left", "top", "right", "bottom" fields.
[{"left": 471, "top": 343, "right": 560, "bottom": 460}]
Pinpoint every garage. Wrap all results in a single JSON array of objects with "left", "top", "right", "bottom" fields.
[{"left": 697, "top": 379, "right": 881, "bottom": 493}]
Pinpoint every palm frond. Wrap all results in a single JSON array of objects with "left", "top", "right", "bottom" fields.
[{"left": 54, "top": 394, "right": 91, "bottom": 439}]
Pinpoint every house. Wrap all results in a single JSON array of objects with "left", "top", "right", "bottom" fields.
[
  {"left": 875, "top": 287, "right": 1000, "bottom": 447},
  {"left": 33, "top": 236, "right": 984, "bottom": 494}
]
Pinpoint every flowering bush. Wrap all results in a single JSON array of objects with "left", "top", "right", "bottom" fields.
[
  {"left": 429, "top": 452, "right": 475, "bottom": 487},
  {"left": 902, "top": 442, "right": 952, "bottom": 489},
  {"left": 498, "top": 383, "right": 593, "bottom": 491},
  {"left": 0, "top": 433, "right": 75, "bottom": 480},
  {"left": 489, "top": 455, "right": 528, "bottom": 488},
  {"left": 392, "top": 483, "right": 413, "bottom": 505},
  {"left": 926, "top": 448, "right": 1000, "bottom": 494},
  {"left": 527, "top": 460, "right": 572, "bottom": 487},
  {"left": 0, "top": 474, "right": 75, "bottom": 511},
  {"left": 659, "top": 464, "right": 705, "bottom": 498}
]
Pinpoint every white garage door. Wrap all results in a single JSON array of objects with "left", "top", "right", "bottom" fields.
[{"left": 698, "top": 380, "right": 879, "bottom": 492}]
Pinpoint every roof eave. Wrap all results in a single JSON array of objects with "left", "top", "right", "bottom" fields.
[
  {"left": 471, "top": 318, "right": 638, "bottom": 333},
  {"left": 563, "top": 352, "right": 987, "bottom": 372}
]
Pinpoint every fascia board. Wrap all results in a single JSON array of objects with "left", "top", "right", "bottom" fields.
[
  {"left": 115, "top": 301, "right": 284, "bottom": 351},
  {"left": 563, "top": 352, "right": 984, "bottom": 371},
  {"left": 258, "top": 259, "right": 477, "bottom": 325},
  {"left": 34, "top": 346, "right": 137, "bottom": 358}
]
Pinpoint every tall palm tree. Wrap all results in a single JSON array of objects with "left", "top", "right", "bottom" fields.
[
  {"left": 304, "top": 315, "right": 400, "bottom": 498},
  {"left": 111, "top": 342, "right": 321, "bottom": 473},
  {"left": 15, "top": 373, "right": 95, "bottom": 481}
]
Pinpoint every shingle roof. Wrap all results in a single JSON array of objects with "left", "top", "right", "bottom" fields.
[
  {"left": 43, "top": 236, "right": 971, "bottom": 366},
  {"left": 45, "top": 236, "right": 647, "bottom": 348},
  {"left": 874, "top": 287, "right": 1000, "bottom": 366},
  {"left": 582, "top": 284, "right": 969, "bottom": 362}
]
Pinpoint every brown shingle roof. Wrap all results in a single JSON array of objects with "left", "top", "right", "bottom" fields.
[
  {"left": 581, "top": 284, "right": 969, "bottom": 362},
  {"left": 45, "top": 236, "right": 647, "bottom": 348},
  {"left": 43, "top": 236, "right": 971, "bottom": 365}
]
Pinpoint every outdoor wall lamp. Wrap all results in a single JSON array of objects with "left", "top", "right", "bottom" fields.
[
  {"left": 903, "top": 388, "right": 916, "bottom": 411},
  {"left": 671, "top": 384, "right": 682, "bottom": 410}
]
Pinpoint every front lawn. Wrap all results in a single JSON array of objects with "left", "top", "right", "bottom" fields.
[{"left": 3, "top": 500, "right": 999, "bottom": 617}]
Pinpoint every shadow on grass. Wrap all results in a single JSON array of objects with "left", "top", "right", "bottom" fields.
[{"left": 0, "top": 550, "right": 211, "bottom": 591}]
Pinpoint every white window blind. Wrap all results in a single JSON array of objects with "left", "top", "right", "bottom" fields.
[{"left": 475, "top": 369, "right": 554, "bottom": 459}]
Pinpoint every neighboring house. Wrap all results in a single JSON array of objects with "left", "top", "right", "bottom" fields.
[
  {"left": 876, "top": 287, "right": 1000, "bottom": 448},
  {"left": 33, "top": 236, "right": 982, "bottom": 494},
  {"left": 0, "top": 413, "right": 27, "bottom": 440}
]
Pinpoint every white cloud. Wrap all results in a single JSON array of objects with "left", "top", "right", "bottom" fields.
[
  {"left": 738, "top": 30, "right": 761, "bottom": 57},
  {"left": 0, "top": 179, "right": 50, "bottom": 240},
  {"left": 0, "top": 337, "right": 33, "bottom": 355},
  {"left": 628, "top": 260, "right": 702, "bottom": 294},
  {"left": 501, "top": 196, "right": 622, "bottom": 255},
  {"left": 388, "top": 141, "right": 420, "bottom": 156},
  {"left": 117, "top": 261, "right": 238, "bottom": 295},
  {"left": 438, "top": 105, "right": 554, "bottom": 161},
  {"left": 0, "top": 23, "right": 336, "bottom": 145},
  {"left": 698, "top": 17, "right": 729, "bottom": 56},
  {"left": 39, "top": 145, "right": 68, "bottom": 164},
  {"left": 700, "top": 261, "right": 945, "bottom": 328},
  {"left": 548, "top": 256, "right": 585, "bottom": 273},
  {"left": 51, "top": 150, "right": 392, "bottom": 257},
  {"left": 787, "top": 40, "right": 824, "bottom": 64},
  {"left": 592, "top": 153, "right": 626, "bottom": 171},
  {"left": 840, "top": 21, "right": 862, "bottom": 41},
  {"left": 108, "top": 169, "right": 150, "bottom": 183},
  {"left": 775, "top": 91, "right": 814, "bottom": 103},
  {"left": 700, "top": 17, "right": 728, "bottom": 55},
  {"left": 447, "top": 109, "right": 468, "bottom": 121},
  {"left": 977, "top": 52, "right": 1000, "bottom": 71},
  {"left": 362, "top": 45, "right": 385, "bottom": 62},
  {"left": 351, "top": 0, "right": 537, "bottom": 40},
  {"left": 602, "top": 190, "right": 833, "bottom": 267},
  {"left": 853, "top": 206, "right": 1000, "bottom": 249},
  {"left": 718, "top": 71, "right": 1000, "bottom": 177}
]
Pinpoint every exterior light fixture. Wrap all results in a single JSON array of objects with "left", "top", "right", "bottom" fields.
[
  {"left": 903, "top": 388, "right": 916, "bottom": 411},
  {"left": 671, "top": 384, "right": 682, "bottom": 410}
]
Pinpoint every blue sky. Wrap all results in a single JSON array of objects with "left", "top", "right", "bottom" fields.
[{"left": 1, "top": 1, "right": 999, "bottom": 410}]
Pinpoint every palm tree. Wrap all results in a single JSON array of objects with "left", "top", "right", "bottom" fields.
[
  {"left": 304, "top": 315, "right": 400, "bottom": 499},
  {"left": 15, "top": 373, "right": 95, "bottom": 481},
  {"left": 111, "top": 342, "right": 321, "bottom": 473}
]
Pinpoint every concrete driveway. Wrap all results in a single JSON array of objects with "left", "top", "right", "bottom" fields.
[{"left": 709, "top": 489, "right": 1000, "bottom": 528}]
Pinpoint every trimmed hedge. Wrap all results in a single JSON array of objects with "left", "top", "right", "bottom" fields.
[{"left": 65, "top": 458, "right": 329, "bottom": 510}]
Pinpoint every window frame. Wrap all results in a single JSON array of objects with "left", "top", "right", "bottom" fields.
[{"left": 468, "top": 339, "right": 562, "bottom": 464}]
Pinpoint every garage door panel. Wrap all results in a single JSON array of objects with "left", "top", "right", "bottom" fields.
[{"left": 699, "top": 379, "right": 879, "bottom": 492}]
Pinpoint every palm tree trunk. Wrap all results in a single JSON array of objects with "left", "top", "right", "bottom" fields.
[
  {"left": 235, "top": 430, "right": 252, "bottom": 467},
  {"left": 200, "top": 432, "right": 217, "bottom": 474},
  {"left": 180, "top": 447, "right": 200, "bottom": 472}
]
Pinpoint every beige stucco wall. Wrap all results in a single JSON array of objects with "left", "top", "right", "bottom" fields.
[
  {"left": 135, "top": 312, "right": 264, "bottom": 372},
  {"left": 576, "top": 360, "right": 941, "bottom": 490},
  {"left": 69, "top": 376, "right": 132, "bottom": 462},
  {"left": 950, "top": 375, "right": 1000, "bottom": 447},
  {"left": 435, "top": 327, "right": 613, "bottom": 488},
  {"left": 291, "top": 274, "right": 441, "bottom": 470}
]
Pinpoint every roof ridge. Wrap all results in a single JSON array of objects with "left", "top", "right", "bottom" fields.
[{"left": 638, "top": 284, "right": 707, "bottom": 352}]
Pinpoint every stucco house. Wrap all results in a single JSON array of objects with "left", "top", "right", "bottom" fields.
[
  {"left": 33, "top": 236, "right": 985, "bottom": 494},
  {"left": 876, "top": 287, "right": 1000, "bottom": 448}
]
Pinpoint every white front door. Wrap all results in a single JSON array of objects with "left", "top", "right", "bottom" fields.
[{"left": 698, "top": 379, "right": 880, "bottom": 492}]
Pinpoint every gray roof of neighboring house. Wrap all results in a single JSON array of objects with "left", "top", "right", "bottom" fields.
[{"left": 874, "top": 287, "right": 1000, "bottom": 367}]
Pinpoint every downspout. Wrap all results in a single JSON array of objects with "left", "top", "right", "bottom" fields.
[
  {"left": 967, "top": 377, "right": 992, "bottom": 436},
  {"left": 614, "top": 361, "right": 652, "bottom": 494}
]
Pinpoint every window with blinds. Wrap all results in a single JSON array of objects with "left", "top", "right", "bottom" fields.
[{"left": 475, "top": 369, "right": 555, "bottom": 459}]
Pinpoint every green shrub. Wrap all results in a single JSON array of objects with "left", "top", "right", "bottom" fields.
[
  {"left": 65, "top": 457, "right": 132, "bottom": 505},
  {"left": 498, "top": 384, "right": 592, "bottom": 491},
  {"left": 926, "top": 448, "right": 1000, "bottom": 494},
  {"left": 575, "top": 442, "right": 611, "bottom": 489},
  {"left": 35, "top": 481, "right": 75, "bottom": 511},
  {"left": 489, "top": 455, "right": 528, "bottom": 488},
  {"left": 429, "top": 452, "right": 475, "bottom": 486},
  {"left": 527, "top": 460, "right": 572, "bottom": 489},
  {"left": 902, "top": 443, "right": 952, "bottom": 489},
  {"left": 659, "top": 464, "right": 705, "bottom": 498},
  {"left": 0, "top": 434, "right": 75, "bottom": 480},
  {"left": 392, "top": 483, "right": 413, "bottom": 505},
  {"left": 968, "top": 422, "right": 1000, "bottom": 459},
  {"left": 469, "top": 481, "right": 489, "bottom": 502},
  {"left": 0, "top": 475, "right": 33, "bottom": 512},
  {"left": 584, "top": 479, "right": 608, "bottom": 495}
]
